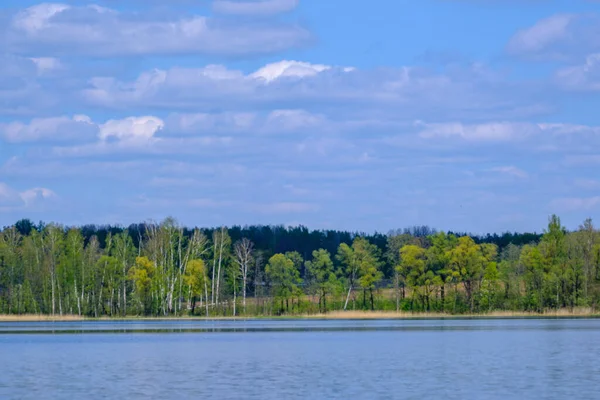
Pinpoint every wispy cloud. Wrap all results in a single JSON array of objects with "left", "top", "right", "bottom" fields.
[
  {"left": 507, "top": 13, "right": 600, "bottom": 60},
  {"left": 82, "top": 60, "right": 544, "bottom": 122},
  {"left": 555, "top": 54, "right": 600, "bottom": 91},
  {"left": 490, "top": 166, "right": 529, "bottom": 179},
  {"left": 0, "top": 115, "right": 96, "bottom": 143},
  {"left": 213, "top": 0, "right": 299, "bottom": 16},
  {"left": 6, "top": 4, "right": 310, "bottom": 57},
  {"left": 551, "top": 196, "right": 600, "bottom": 211}
]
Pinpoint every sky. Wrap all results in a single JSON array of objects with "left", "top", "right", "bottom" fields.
[{"left": 0, "top": 0, "right": 599, "bottom": 234}]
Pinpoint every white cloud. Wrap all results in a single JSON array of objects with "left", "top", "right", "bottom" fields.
[
  {"left": 99, "top": 116, "right": 165, "bottom": 142},
  {"left": 0, "top": 182, "right": 57, "bottom": 210},
  {"left": 417, "top": 121, "right": 540, "bottom": 141},
  {"left": 250, "top": 60, "right": 332, "bottom": 82},
  {"left": 12, "top": 3, "right": 71, "bottom": 34},
  {"left": 20, "top": 188, "right": 57, "bottom": 206},
  {"left": 417, "top": 121, "right": 600, "bottom": 142},
  {"left": 7, "top": 3, "right": 310, "bottom": 57},
  {"left": 213, "top": 0, "right": 299, "bottom": 16},
  {"left": 263, "top": 109, "right": 327, "bottom": 132},
  {"left": 166, "top": 112, "right": 257, "bottom": 135},
  {"left": 555, "top": 54, "right": 600, "bottom": 91},
  {"left": 0, "top": 115, "right": 97, "bottom": 143},
  {"left": 507, "top": 14, "right": 574, "bottom": 57},
  {"left": 30, "top": 57, "right": 63, "bottom": 75},
  {"left": 506, "top": 13, "right": 600, "bottom": 60},
  {"left": 82, "top": 60, "right": 538, "bottom": 122},
  {"left": 0, "top": 55, "right": 56, "bottom": 116}
]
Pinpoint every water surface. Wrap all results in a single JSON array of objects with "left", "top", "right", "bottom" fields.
[{"left": 1, "top": 319, "right": 598, "bottom": 399}]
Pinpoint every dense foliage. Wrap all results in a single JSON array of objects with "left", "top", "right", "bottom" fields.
[{"left": 1, "top": 215, "right": 598, "bottom": 316}]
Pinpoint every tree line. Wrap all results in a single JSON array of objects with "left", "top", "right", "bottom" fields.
[{"left": 0, "top": 215, "right": 598, "bottom": 317}]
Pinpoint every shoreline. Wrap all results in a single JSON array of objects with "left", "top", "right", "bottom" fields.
[{"left": 1, "top": 309, "right": 598, "bottom": 322}]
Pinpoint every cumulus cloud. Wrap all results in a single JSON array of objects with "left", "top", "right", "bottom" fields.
[
  {"left": 213, "top": 0, "right": 299, "bottom": 16},
  {"left": 99, "top": 116, "right": 165, "bottom": 142},
  {"left": 20, "top": 188, "right": 57, "bottom": 206},
  {"left": 0, "top": 182, "right": 57, "bottom": 210},
  {"left": 6, "top": 3, "right": 310, "bottom": 57},
  {"left": 507, "top": 13, "right": 600, "bottom": 60},
  {"left": 250, "top": 60, "right": 334, "bottom": 82}
]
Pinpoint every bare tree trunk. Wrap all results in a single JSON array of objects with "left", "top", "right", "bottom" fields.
[
  {"left": 50, "top": 267, "right": 56, "bottom": 316},
  {"left": 215, "top": 231, "right": 225, "bottom": 309},
  {"left": 204, "top": 278, "right": 209, "bottom": 317},
  {"left": 123, "top": 265, "right": 127, "bottom": 316},
  {"left": 243, "top": 275, "right": 247, "bottom": 314},
  {"left": 57, "top": 277, "right": 63, "bottom": 316},
  {"left": 110, "top": 288, "right": 115, "bottom": 317},
  {"left": 75, "top": 278, "right": 81, "bottom": 316},
  {"left": 233, "top": 283, "right": 237, "bottom": 317},
  {"left": 395, "top": 273, "right": 399, "bottom": 312},
  {"left": 344, "top": 284, "right": 352, "bottom": 311},
  {"left": 211, "top": 255, "right": 216, "bottom": 306}
]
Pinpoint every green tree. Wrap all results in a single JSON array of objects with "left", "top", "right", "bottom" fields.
[
  {"left": 265, "top": 253, "right": 301, "bottom": 314},
  {"left": 448, "top": 237, "right": 497, "bottom": 312},
  {"left": 427, "top": 232, "right": 459, "bottom": 311},
  {"left": 337, "top": 242, "right": 359, "bottom": 310},
  {"left": 306, "top": 249, "right": 337, "bottom": 313},
  {"left": 353, "top": 237, "right": 383, "bottom": 310}
]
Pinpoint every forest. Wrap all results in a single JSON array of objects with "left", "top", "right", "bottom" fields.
[{"left": 0, "top": 215, "right": 598, "bottom": 317}]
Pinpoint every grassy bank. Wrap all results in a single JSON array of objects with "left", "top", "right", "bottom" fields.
[{"left": 1, "top": 308, "right": 598, "bottom": 322}]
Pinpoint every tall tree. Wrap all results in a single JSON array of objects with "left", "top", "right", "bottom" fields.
[
  {"left": 305, "top": 249, "right": 337, "bottom": 313},
  {"left": 233, "top": 238, "right": 254, "bottom": 315},
  {"left": 265, "top": 253, "right": 301, "bottom": 314},
  {"left": 354, "top": 237, "right": 383, "bottom": 310},
  {"left": 337, "top": 243, "right": 358, "bottom": 310}
]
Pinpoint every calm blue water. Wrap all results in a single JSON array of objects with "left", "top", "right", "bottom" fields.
[{"left": 1, "top": 319, "right": 599, "bottom": 399}]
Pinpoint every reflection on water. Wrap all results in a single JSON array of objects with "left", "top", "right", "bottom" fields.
[
  {"left": 1, "top": 319, "right": 599, "bottom": 399},
  {"left": 0, "top": 318, "right": 599, "bottom": 334}
]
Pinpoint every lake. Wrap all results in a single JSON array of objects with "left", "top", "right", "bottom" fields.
[{"left": 1, "top": 318, "right": 599, "bottom": 399}]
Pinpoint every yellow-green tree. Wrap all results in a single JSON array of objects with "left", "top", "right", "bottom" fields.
[
  {"left": 128, "top": 256, "right": 155, "bottom": 314},
  {"left": 399, "top": 244, "right": 439, "bottom": 311},
  {"left": 448, "top": 237, "right": 497, "bottom": 312},
  {"left": 184, "top": 259, "right": 208, "bottom": 315}
]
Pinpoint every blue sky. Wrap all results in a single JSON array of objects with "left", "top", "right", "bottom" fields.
[{"left": 0, "top": 0, "right": 599, "bottom": 234}]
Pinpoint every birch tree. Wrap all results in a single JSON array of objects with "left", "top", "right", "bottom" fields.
[{"left": 233, "top": 238, "right": 254, "bottom": 315}]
